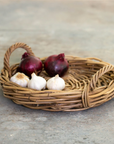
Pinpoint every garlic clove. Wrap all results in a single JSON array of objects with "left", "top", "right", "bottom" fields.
[
  {"left": 28, "top": 73, "right": 46, "bottom": 91},
  {"left": 47, "top": 74, "right": 65, "bottom": 90},
  {"left": 10, "top": 72, "right": 29, "bottom": 87}
]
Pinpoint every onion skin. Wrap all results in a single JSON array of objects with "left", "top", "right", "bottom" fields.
[
  {"left": 17, "top": 53, "right": 42, "bottom": 78},
  {"left": 21, "top": 52, "right": 30, "bottom": 59},
  {"left": 44, "top": 53, "right": 69, "bottom": 77}
]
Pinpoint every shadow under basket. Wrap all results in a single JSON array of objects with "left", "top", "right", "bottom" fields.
[{"left": 0, "top": 43, "right": 114, "bottom": 111}]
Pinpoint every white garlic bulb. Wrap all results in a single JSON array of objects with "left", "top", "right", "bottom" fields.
[
  {"left": 10, "top": 72, "right": 29, "bottom": 87},
  {"left": 47, "top": 74, "right": 65, "bottom": 90},
  {"left": 28, "top": 73, "right": 46, "bottom": 90}
]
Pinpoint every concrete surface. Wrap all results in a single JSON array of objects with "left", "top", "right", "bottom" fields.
[{"left": 0, "top": 0, "right": 114, "bottom": 143}]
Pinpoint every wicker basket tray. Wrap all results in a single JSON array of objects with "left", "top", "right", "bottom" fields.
[{"left": 0, "top": 43, "right": 114, "bottom": 111}]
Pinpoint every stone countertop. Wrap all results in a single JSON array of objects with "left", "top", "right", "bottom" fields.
[{"left": 0, "top": 0, "right": 114, "bottom": 144}]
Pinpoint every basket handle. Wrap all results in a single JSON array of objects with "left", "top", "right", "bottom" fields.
[
  {"left": 89, "top": 64, "right": 114, "bottom": 90},
  {"left": 82, "top": 65, "right": 114, "bottom": 108},
  {"left": 4, "top": 42, "right": 35, "bottom": 77}
]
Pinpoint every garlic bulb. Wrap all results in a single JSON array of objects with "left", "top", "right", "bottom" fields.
[
  {"left": 28, "top": 73, "right": 46, "bottom": 90},
  {"left": 10, "top": 72, "right": 29, "bottom": 87},
  {"left": 47, "top": 74, "right": 65, "bottom": 90}
]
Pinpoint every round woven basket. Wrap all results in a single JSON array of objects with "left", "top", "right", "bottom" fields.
[{"left": 0, "top": 43, "right": 114, "bottom": 111}]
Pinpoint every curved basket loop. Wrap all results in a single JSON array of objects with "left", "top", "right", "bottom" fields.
[
  {"left": 89, "top": 64, "right": 114, "bottom": 90},
  {"left": 4, "top": 42, "right": 35, "bottom": 77},
  {"left": 82, "top": 65, "right": 114, "bottom": 108}
]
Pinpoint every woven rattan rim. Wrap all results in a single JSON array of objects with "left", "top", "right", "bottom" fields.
[{"left": 0, "top": 42, "right": 114, "bottom": 111}]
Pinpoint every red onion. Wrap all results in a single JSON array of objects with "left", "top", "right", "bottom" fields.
[
  {"left": 17, "top": 52, "right": 42, "bottom": 77},
  {"left": 44, "top": 53, "right": 69, "bottom": 77}
]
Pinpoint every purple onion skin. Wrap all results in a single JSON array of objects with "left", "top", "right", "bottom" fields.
[
  {"left": 44, "top": 53, "right": 69, "bottom": 77},
  {"left": 21, "top": 52, "right": 30, "bottom": 59},
  {"left": 17, "top": 53, "right": 42, "bottom": 78}
]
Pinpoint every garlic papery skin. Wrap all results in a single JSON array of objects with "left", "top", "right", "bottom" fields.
[
  {"left": 10, "top": 72, "right": 29, "bottom": 87},
  {"left": 47, "top": 74, "right": 65, "bottom": 90},
  {"left": 28, "top": 73, "right": 46, "bottom": 90}
]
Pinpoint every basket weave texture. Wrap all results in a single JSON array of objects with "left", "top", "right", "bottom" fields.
[{"left": 0, "top": 43, "right": 114, "bottom": 111}]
